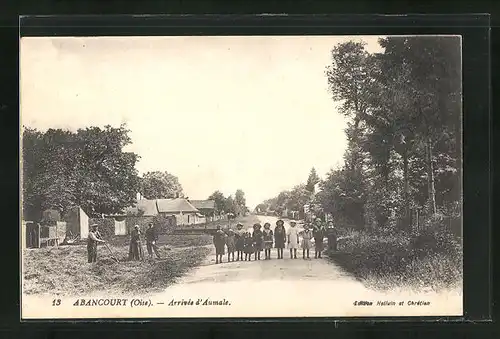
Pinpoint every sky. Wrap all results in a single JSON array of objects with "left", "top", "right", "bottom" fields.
[{"left": 20, "top": 35, "right": 384, "bottom": 209}]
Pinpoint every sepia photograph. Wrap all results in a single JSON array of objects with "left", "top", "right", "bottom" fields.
[{"left": 20, "top": 35, "right": 463, "bottom": 319}]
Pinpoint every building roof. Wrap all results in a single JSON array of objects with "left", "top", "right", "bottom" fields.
[
  {"left": 156, "top": 198, "right": 199, "bottom": 213},
  {"left": 189, "top": 200, "right": 216, "bottom": 210},
  {"left": 125, "top": 199, "right": 159, "bottom": 216}
]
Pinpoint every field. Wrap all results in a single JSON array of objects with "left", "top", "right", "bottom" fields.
[
  {"left": 23, "top": 244, "right": 211, "bottom": 296},
  {"left": 22, "top": 216, "right": 259, "bottom": 296}
]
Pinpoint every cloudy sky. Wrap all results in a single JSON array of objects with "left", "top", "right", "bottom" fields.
[{"left": 20, "top": 35, "right": 384, "bottom": 209}]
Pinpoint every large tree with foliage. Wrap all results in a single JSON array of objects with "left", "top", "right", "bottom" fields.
[
  {"left": 22, "top": 124, "right": 140, "bottom": 220},
  {"left": 208, "top": 190, "right": 226, "bottom": 214},
  {"left": 224, "top": 195, "right": 237, "bottom": 215},
  {"left": 140, "top": 171, "right": 184, "bottom": 199},
  {"left": 306, "top": 167, "right": 320, "bottom": 192},
  {"left": 322, "top": 36, "right": 461, "bottom": 232},
  {"left": 235, "top": 189, "right": 247, "bottom": 209}
]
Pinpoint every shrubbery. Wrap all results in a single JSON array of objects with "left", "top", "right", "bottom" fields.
[{"left": 328, "top": 220, "right": 462, "bottom": 292}]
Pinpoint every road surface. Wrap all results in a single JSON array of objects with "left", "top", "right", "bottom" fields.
[
  {"left": 154, "top": 215, "right": 462, "bottom": 317},
  {"left": 175, "top": 215, "right": 357, "bottom": 284}
]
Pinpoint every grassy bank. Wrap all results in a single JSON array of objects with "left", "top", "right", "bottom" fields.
[{"left": 327, "top": 227, "right": 463, "bottom": 292}]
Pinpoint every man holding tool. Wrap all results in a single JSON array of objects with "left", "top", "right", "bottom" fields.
[
  {"left": 87, "top": 224, "right": 106, "bottom": 263},
  {"left": 145, "top": 222, "right": 162, "bottom": 259}
]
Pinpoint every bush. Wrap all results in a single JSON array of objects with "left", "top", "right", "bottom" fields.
[
  {"left": 411, "top": 227, "right": 461, "bottom": 259},
  {"left": 327, "top": 219, "right": 462, "bottom": 292}
]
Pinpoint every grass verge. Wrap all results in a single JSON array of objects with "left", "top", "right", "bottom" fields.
[{"left": 327, "top": 227, "right": 463, "bottom": 292}]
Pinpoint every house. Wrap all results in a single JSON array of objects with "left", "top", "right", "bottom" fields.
[
  {"left": 100, "top": 197, "right": 207, "bottom": 236},
  {"left": 156, "top": 198, "right": 204, "bottom": 225},
  {"left": 189, "top": 200, "right": 216, "bottom": 222}
]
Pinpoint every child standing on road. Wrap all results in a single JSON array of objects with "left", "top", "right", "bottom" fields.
[
  {"left": 243, "top": 232, "right": 254, "bottom": 261},
  {"left": 274, "top": 219, "right": 286, "bottom": 259},
  {"left": 235, "top": 223, "right": 245, "bottom": 261},
  {"left": 300, "top": 224, "right": 313, "bottom": 259},
  {"left": 213, "top": 225, "right": 226, "bottom": 264},
  {"left": 287, "top": 220, "right": 299, "bottom": 259},
  {"left": 226, "top": 229, "right": 236, "bottom": 262},
  {"left": 262, "top": 223, "right": 274, "bottom": 260},
  {"left": 252, "top": 223, "right": 263, "bottom": 261},
  {"left": 312, "top": 217, "right": 326, "bottom": 259}
]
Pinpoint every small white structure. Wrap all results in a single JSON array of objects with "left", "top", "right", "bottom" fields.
[
  {"left": 64, "top": 206, "right": 89, "bottom": 239},
  {"left": 114, "top": 219, "right": 127, "bottom": 235}
]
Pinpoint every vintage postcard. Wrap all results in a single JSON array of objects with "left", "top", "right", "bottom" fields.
[{"left": 20, "top": 35, "right": 463, "bottom": 319}]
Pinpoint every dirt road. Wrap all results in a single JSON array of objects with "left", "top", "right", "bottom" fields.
[
  {"left": 175, "top": 215, "right": 356, "bottom": 284},
  {"left": 153, "top": 215, "right": 462, "bottom": 317}
]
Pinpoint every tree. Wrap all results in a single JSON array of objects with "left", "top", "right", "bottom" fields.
[
  {"left": 235, "top": 189, "right": 246, "bottom": 209},
  {"left": 322, "top": 37, "right": 461, "bottom": 231},
  {"left": 22, "top": 124, "right": 141, "bottom": 219},
  {"left": 287, "top": 184, "right": 312, "bottom": 212},
  {"left": 224, "top": 195, "right": 237, "bottom": 215},
  {"left": 208, "top": 190, "right": 226, "bottom": 213},
  {"left": 234, "top": 189, "right": 247, "bottom": 216},
  {"left": 140, "top": 171, "right": 184, "bottom": 200},
  {"left": 306, "top": 167, "right": 320, "bottom": 192}
]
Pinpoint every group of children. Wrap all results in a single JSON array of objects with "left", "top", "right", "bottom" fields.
[{"left": 212, "top": 218, "right": 336, "bottom": 264}]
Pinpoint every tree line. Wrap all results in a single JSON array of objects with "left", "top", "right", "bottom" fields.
[
  {"left": 207, "top": 189, "right": 249, "bottom": 216},
  {"left": 258, "top": 36, "right": 461, "bottom": 233},
  {"left": 255, "top": 168, "right": 320, "bottom": 217}
]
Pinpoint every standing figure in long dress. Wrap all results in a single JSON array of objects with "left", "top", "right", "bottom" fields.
[
  {"left": 252, "top": 223, "right": 263, "bottom": 261},
  {"left": 274, "top": 219, "right": 286, "bottom": 259},
  {"left": 129, "top": 225, "right": 143, "bottom": 261},
  {"left": 287, "top": 220, "right": 299, "bottom": 259},
  {"left": 243, "top": 232, "right": 254, "bottom": 261},
  {"left": 234, "top": 223, "right": 245, "bottom": 261}
]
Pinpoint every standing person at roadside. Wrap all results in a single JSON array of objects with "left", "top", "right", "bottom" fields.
[
  {"left": 252, "top": 223, "right": 263, "bottom": 261},
  {"left": 234, "top": 223, "right": 245, "bottom": 261},
  {"left": 226, "top": 228, "right": 236, "bottom": 262},
  {"left": 243, "top": 232, "right": 254, "bottom": 261},
  {"left": 274, "top": 219, "right": 286, "bottom": 259},
  {"left": 312, "top": 217, "right": 326, "bottom": 259},
  {"left": 145, "top": 222, "right": 161, "bottom": 259},
  {"left": 129, "top": 225, "right": 143, "bottom": 261},
  {"left": 287, "top": 220, "right": 299, "bottom": 259},
  {"left": 262, "top": 223, "right": 274, "bottom": 260},
  {"left": 326, "top": 220, "right": 338, "bottom": 251},
  {"left": 300, "top": 223, "right": 313, "bottom": 259},
  {"left": 87, "top": 224, "right": 106, "bottom": 263},
  {"left": 213, "top": 225, "right": 226, "bottom": 264}
]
